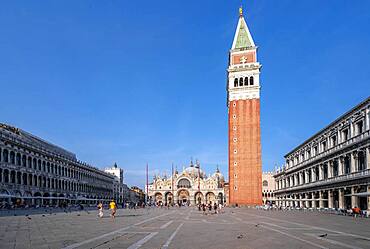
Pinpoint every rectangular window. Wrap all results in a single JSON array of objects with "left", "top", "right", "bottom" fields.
[
  {"left": 342, "top": 129, "right": 349, "bottom": 142},
  {"left": 356, "top": 121, "right": 363, "bottom": 135},
  {"left": 331, "top": 135, "right": 337, "bottom": 147},
  {"left": 322, "top": 141, "right": 327, "bottom": 152},
  {"left": 323, "top": 165, "right": 328, "bottom": 179}
]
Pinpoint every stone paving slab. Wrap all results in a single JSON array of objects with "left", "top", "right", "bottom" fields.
[{"left": 0, "top": 207, "right": 369, "bottom": 249}]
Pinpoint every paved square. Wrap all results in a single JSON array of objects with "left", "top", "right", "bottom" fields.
[{"left": 0, "top": 207, "right": 369, "bottom": 249}]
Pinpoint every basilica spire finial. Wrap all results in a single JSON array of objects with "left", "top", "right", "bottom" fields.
[{"left": 239, "top": 6, "right": 243, "bottom": 17}]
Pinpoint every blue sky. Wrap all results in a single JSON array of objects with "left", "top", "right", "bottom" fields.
[{"left": 1, "top": 1, "right": 369, "bottom": 188}]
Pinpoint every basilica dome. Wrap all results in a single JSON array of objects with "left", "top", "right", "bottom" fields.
[
  {"left": 212, "top": 167, "right": 225, "bottom": 181},
  {"left": 184, "top": 165, "right": 206, "bottom": 178}
]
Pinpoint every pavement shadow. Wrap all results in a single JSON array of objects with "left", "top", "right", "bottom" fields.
[{"left": 100, "top": 214, "right": 143, "bottom": 218}]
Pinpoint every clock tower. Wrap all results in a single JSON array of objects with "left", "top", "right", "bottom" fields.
[{"left": 227, "top": 7, "right": 262, "bottom": 205}]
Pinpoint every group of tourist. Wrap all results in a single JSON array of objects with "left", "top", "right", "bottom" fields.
[
  {"left": 198, "top": 202, "right": 224, "bottom": 215},
  {"left": 97, "top": 200, "right": 117, "bottom": 219}
]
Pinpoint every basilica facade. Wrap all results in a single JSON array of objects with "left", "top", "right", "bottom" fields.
[{"left": 147, "top": 161, "right": 225, "bottom": 206}]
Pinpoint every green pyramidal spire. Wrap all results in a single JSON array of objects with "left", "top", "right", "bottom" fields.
[
  {"left": 235, "top": 21, "right": 252, "bottom": 48},
  {"left": 232, "top": 6, "right": 255, "bottom": 50}
]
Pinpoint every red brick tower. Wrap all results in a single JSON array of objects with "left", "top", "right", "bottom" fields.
[{"left": 227, "top": 7, "right": 262, "bottom": 205}]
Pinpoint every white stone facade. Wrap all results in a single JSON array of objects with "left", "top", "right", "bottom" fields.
[
  {"left": 274, "top": 97, "right": 370, "bottom": 210},
  {"left": 104, "top": 164, "right": 125, "bottom": 204},
  {"left": 0, "top": 123, "right": 114, "bottom": 207},
  {"left": 146, "top": 162, "right": 225, "bottom": 206},
  {"left": 262, "top": 172, "right": 276, "bottom": 204}
]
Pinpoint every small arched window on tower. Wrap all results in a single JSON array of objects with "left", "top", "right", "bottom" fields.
[
  {"left": 250, "top": 76, "right": 254, "bottom": 85},
  {"left": 244, "top": 77, "right": 249, "bottom": 86},
  {"left": 239, "top": 77, "right": 243, "bottom": 86},
  {"left": 234, "top": 78, "right": 238, "bottom": 87}
]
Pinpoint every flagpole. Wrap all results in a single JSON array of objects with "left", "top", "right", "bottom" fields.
[
  {"left": 146, "top": 163, "right": 149, "bottom": 205},
  {"left": 198, "top": 163, "right": 200, "bottom": 192},
  {"left": 171, "top": 163, "right": 174, "bottom": 205}
]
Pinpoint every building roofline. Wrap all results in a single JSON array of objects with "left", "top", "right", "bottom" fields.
[{"left": 284, "top": 96, "right": 370, "bottom": 158}]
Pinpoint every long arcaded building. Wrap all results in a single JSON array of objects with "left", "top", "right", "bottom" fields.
[
  {"left": 274, "top": 97, "right": 370, "bottom": 210},
  {"left": 0, "top": 123, "right": 114, "bottom": 206}
]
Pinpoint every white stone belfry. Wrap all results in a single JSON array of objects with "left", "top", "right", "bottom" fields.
[{"left": 227, "top": 7, "right": 261, "bottom": 103}]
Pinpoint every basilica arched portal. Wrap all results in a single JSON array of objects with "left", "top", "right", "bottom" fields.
[
  {"left": 147, "top": 161, "right": 225, "bottom": 206},
  {"left": 154, "top": 192, "right": 163, "bottom": 204},
  {"left": 205, "top": 192, "right": 216, "bottom": 204},
  {"left": 194, "top": 192, "right": 204, "bottom": 204},
  {"left": 165, "top": 192, "right": 173, "bottom": 205},
  {"left": 177, "top": 189, "right": 190, "bottom": 205}
]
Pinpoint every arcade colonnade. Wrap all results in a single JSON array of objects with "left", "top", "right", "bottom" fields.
[
  {"left": 274, "top": 97, "right": 370, "bottom": 211},
  {"left": 0, "top": 123, "right": 114, "bottom": 206}
]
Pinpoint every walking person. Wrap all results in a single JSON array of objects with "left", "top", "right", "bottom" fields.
[
  {"left": 218, "top": 203, "right": 223, "bottom": 213},
  {"left": 214, "top": 202, "right": 218, "bottom": 214},
  {"left": 97, "top": 202, "right": 104, "bottom": 218},
  {"left": 109, "top": 200, "right": 117, "bottom": 220}
]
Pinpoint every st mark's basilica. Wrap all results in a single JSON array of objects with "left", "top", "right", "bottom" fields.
[{"left": 147, "top": 161, "right": 225, "bottom": 206}]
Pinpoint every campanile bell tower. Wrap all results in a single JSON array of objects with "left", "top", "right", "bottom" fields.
[{"left": 227, "top": 7, "right": 262, "bottom": 205}]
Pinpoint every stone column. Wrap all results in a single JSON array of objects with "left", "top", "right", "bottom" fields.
[
  {"left": 312, "top": 192, "right": 317, "bottom": 208},
  {"left": 328, "top": 190, "right": 333, "bottom": 209},
  {"left": 351, "top": 186, "right": 358, "bottom": 208},
  {"left": 319, "top": 191, "right": 324, "bottom": 208},
  {"left": 311, "top": 167, "right": 316, "bottom": 182},
  {"left": 304, "top": 170, "right": 308, "bottom": 183},
  {"left": 306, "top": 196, "right": 310, "bottom": 208},
  {"left": 319, "top": 164, "right": 323, "bottom": 180},
  {"left": 294, "top": 175, "right": 297, "bottom": 186},
  {"left": 367, "top": 185, "right": 370, "bottom": 212},
  {"left": 299, "top": 194, "right": 304, "bottom": 207},
  {"left": 351, "top": 152, "right": 357, "bottom": 173},
  {"left": 366, "top": 147, "right": 370, "bottom": 170},
  {"left": 338, "top": 157, "right": 344, "bottom": 176},
  {"left": 299, "top": 172, "right": 303, "bottom": 185},
  {"left": 305, "top": 193, "right": 309, "bottom": 208},
  {"left": 338, "top": 189, "right": 344, "bottom": 209},
  {"left": 338, "top": 129, "right": 342, "bottom": 144},
  {"left": 328, "top": 161, "right": 333, "bottom": 178}
]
